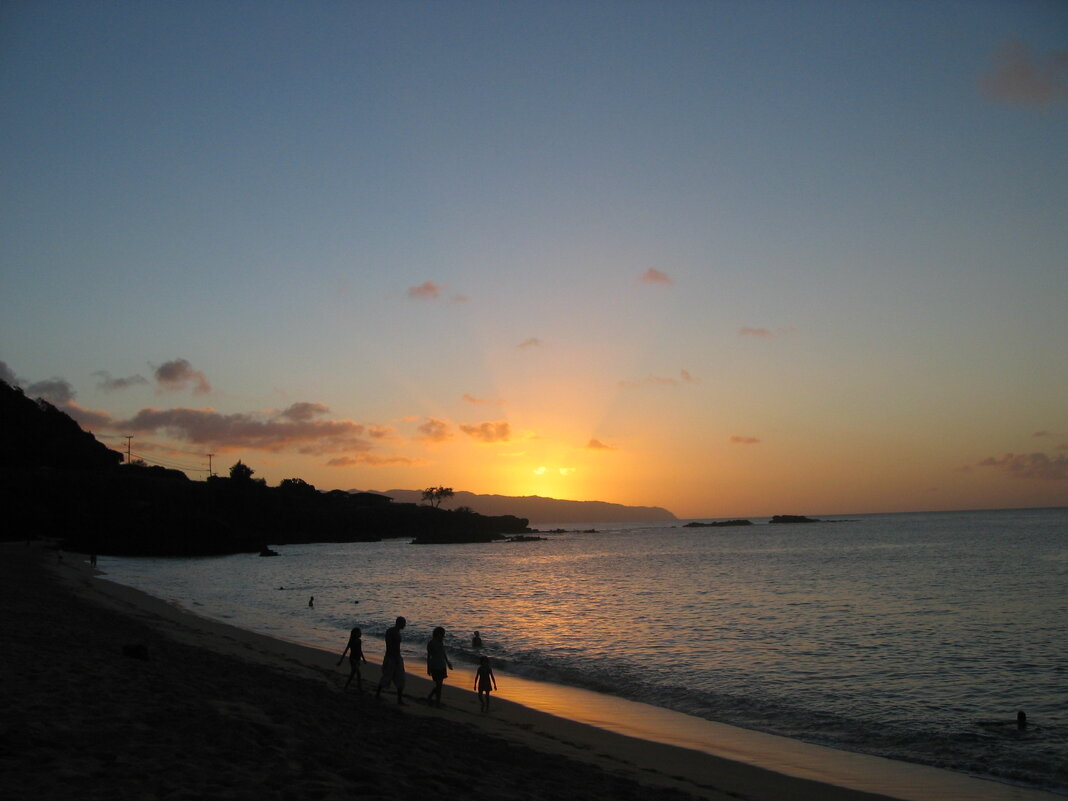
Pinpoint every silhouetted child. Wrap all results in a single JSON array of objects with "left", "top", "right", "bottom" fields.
[
  {"left": 337, "top": 626, "right": 368, "bottom": 690},
  {"left": 308, "top": 596, "right": 314, "bottom": 608},
  {"left": 474, "top": 655, "right": 497, "bottom": 712},
  {"left": 471, "top": 630, "right": 482, "bottom": 648},
  {"left": 425, "top": 626, "right": 453, "bottom": 707}
]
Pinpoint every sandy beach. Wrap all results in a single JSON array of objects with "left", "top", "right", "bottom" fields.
[{"left": 2, "top": 543, "right": 1058, "bottom": 801}]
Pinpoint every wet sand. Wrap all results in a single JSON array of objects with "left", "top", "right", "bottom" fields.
[{"left": 2, "top": 543, "right": 1057, "bottom": 801}]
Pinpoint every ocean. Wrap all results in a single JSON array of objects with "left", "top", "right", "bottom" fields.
[{"left": 97, "top": 507, "right": 1068, "bottom": 795}]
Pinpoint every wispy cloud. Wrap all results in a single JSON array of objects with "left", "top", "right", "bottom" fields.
[
  {"left": 367, "top": 425, "right": 396, "bottom": 440},
  {"left": 739, "top": 327, "right": 773, "bottom": 339},
  {"left": 415, "top": 417, "right": 452, "bottom": 442},
  {"left": 729, "top": 435, "right": 761, "bottom": 445},
  {"left": 94, "top": 370, "right": 148, "bottom": 392},
  {"left": 114, "top": 407, "right": 369, "bottom": 454},
  {"left": 640, "top": 268, "right": 672, "bottom": 285},
  {"left": 517, "top": 338, "right": 544, "bottom": 349},
  {"left": 154, "top": 359, "right": 211, "bottom": 394},
  {"left": 20, "top": 372, "right": 114, "bottom": 428},
  {"left": 326, "top": 453, "right": 418, "bottom": 467},
  {"left": 460, "top": 420, "right": 511, "bottom": 443},
  {"left": 619, "top": 369, "right": 699, "bottom": 388},
  {"left": 587, "top": 438, "right": 616, "bottom": 450},
  {"left": 0, "top": 360, "right": 19, "bottom": 386},
  {"left": 463, "top": 393, "right": 506, "bottom": 406},
  {"left": 981, "top": 40, "right": 1068, "bottom": 108},
  {"left": 978, "top": 452, "right": 1068, "bottom": 481},
  {"left": 279, "top": 402, "right": 330, "bottom": 422},
  {"left": 407, "top": 280, "right": 442, "bottom": 300},
  {"left": 26, "top": 377, "right": 76, "bottom": 405}
]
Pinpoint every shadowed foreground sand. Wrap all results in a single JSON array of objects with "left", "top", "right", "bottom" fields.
[{"left": 2, "top": 543, "right": 1052, "bottom": 801}]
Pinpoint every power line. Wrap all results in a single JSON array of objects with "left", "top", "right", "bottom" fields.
[{"left": 129, "top": 451, "right": 209, "bottom": 473}]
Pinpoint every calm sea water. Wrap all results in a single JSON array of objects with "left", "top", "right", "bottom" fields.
[{"left": 99, "top": 507, "right": 1068, "bottom": 794}]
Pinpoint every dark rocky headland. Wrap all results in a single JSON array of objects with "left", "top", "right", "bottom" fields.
[{"left": 0, "top": 379, "right": 527, "bottom": 555}]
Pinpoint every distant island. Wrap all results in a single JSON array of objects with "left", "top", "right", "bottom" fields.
[
  {"left": 768, "top": 515, "right": 821, "bottom": 524},
  {"left": 352, "top": 489, "right": 678, "bottom": 524},
  {"left": 683, "top": 519, "right": 753, "bottom": 528}
]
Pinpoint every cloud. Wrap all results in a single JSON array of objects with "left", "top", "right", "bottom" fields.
[
  {"left": 25, "top": 378, "right": 76, "bottom": 405},
  {"left": 63, "top": 402, "right": 114, "bottom": 429},
  {"left": 978, "top": 452, "right": 1068, "bottom": 481},
  {"left": 279, "top": 402, "right": 330, "bottom": 422},
  {"left": 587, "top": 438, "right": 616, "bottom": 450},
  {"left": 981, "top": 40, "right": 1068, "bottom": 108},
  {"left": 463, "top": 393, "right": 506, "bottom": 406},
  {"left": 416, "top": 417, "right": 452, "bottom": 442},
  {"left": 94, "top": 370, "right": 148, "bottom": 391},
  {"left": 18, "top": 373, "right": 114, "bottom": 428},
  {"left": 154, "top": 359, "right": 211, "bottom": 394},
  {"left": 619, "top": 369, "right": 699, "bottom": 388},
  {"left": 367, "top": 425, "right": 396, "bottom": 440},
  {"left": 326, "top": 453, "right": 418, "bottom": 467},
  {"left": 517, "top": 338, "right": 543, "bottom": 349},
  {"left": 0, "top": 360, "right": 20, "bottom": 386},
  {"left": 739, "top": 327, "right": 773, "bottom": 338},
  {"left": 640, "top": 268, "right": 672, "bottom": 285},
  {"left": 407, "top": 280, "right": 442, "bottom": 300},
  {"left": 1033, "top": 430, "right": 1052, "bottom": 438},
  {"left": 460, "top": 420, "right": 511, "bottom": 443},
  {"left": 114, "top": 406, "right": 369, "bottom": 454},
  {"left": 558, "top": 467, "right": 576, "bottom": 476},
  {"left": 729, "top": 435, "right": 761, "bottom": 445}
]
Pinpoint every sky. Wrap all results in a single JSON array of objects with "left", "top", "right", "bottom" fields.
[{"left": 2, "top": 1, "right": 1066, "bottom": 519}]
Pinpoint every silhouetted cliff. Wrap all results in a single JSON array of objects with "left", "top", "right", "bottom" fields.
[
  {"left": 1, "top": 379, "right": 122, "bottom": 471},
  {"left": 0, "top": 379, "right": 528, "bottom": 555}
]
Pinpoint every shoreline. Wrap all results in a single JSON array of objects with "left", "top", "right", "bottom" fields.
[{"left": 10, "top": 543, "right": 1060, "bottom": 801}]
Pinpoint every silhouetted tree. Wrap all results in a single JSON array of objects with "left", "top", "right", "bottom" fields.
[
  {"left": 229, "top": 460, "right": 254, "bottom": 481},
  {"left": 421, "top": 486, "right": 454, "bottom": 508},
  {"left": 279, "top": 477, "right": 317, "bottom": 496}
]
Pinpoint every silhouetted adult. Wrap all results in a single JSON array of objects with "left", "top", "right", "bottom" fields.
[
  {"left": 425, "top": 626, "right": 453, "bottom": 707},
  {"left": 471, "top": 631, "right": 482, "bottom": 648},
  {"left": 376, "top": 616, "right": 407, "bottom": 704}
]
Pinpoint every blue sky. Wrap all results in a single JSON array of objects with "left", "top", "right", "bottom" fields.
[{"left": 2, "top": 1, "right": 1066, "bottom": 516}]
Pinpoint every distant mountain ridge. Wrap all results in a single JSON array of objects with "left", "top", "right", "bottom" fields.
[{"left": 352, "top": 489, "right": 677, "bottom": 523}]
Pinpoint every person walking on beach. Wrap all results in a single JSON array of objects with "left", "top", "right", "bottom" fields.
[
  {"left": 337, "top": 626, "right": 368, "bottom": 690},
  {"left": 425, "top": 626, "right": 453, "bottom": 707},
  {"left": 474, "top": 655, "right": 497, "bottom": 712},
  {"left": 376, "top": 616, "right": 407, "bottom": 704}
]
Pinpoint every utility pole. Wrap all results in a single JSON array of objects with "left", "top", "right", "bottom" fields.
[
  {"left": 207, "top": 453, "right": 214, "bottom": 477},
  {"left": 124, "top": 436, "right": 133, "bottom": 463}
]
